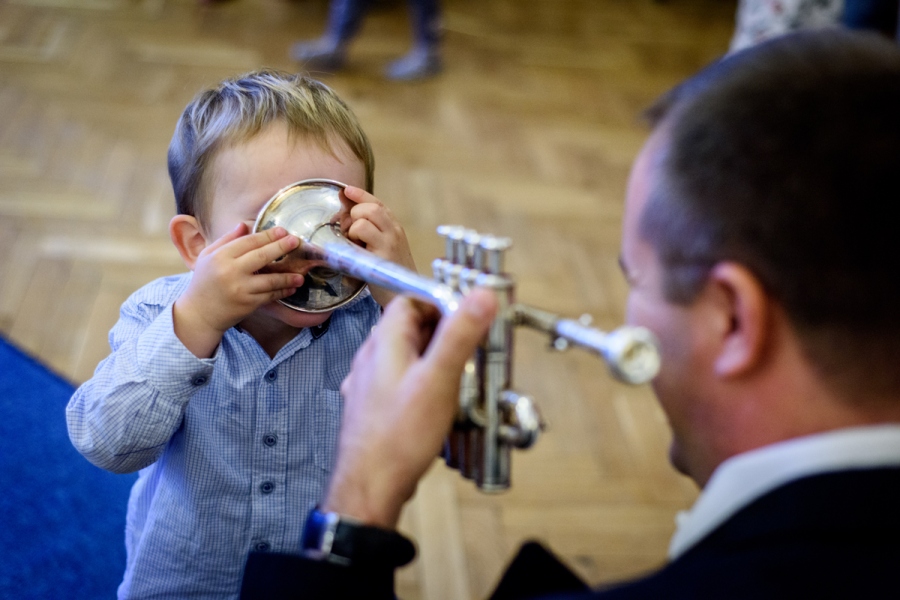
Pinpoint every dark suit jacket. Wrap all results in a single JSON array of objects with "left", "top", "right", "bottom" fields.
[{"left": 241, "top": 467, "right": 900, "bottom": 599}]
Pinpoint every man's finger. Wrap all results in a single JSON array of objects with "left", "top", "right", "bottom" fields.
[
  {"left": 377, "top": 295, "right": 434, "bottom": 351},
  {"left": 419, "top": 289, "right": 498, "bottom": 389},
  {"left": 341, "top": 296, "right": 420, "bottom": 400}
]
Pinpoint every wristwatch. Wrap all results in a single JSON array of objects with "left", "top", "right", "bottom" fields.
[{"left": 300, "top": 507, "right": 416, "bottom": 568}]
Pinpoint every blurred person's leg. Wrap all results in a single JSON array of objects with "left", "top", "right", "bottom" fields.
[
  {"left": 385, "top": 0, "right": 443, "bottom": 80},
  {"left": 291, "top": 0, "right": 372, "bottom": 71}
]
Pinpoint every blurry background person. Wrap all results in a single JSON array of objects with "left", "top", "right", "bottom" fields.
[
  {"left": 291, "top": 0, "right": 442, "bottom": 80},
  {"left": 730, "top": 0, "right": 898, "bottom": 51}
]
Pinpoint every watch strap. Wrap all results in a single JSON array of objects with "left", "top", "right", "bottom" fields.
[{"left": 301, "top": 507, "right": 416, "bottom": 568}]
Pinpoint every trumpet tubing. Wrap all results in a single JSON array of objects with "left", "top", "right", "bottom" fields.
[{"left": 253, "top": 179, "right": 661, "bottom": 491}]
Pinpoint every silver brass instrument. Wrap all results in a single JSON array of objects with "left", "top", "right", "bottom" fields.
[{"left": 254, "top": 179, "right": 661, "bottom": 492}]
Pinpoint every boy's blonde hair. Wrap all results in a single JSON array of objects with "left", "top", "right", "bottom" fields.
[{"left": 168, "top": 69, "right": 375, "bottom": 228}]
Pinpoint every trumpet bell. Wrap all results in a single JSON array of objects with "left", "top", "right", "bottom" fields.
[{"left": 253, "top": 179, "right": 368, "bottom": 313}]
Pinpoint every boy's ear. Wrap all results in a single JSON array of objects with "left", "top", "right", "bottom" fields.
[{"left": 169, "top": 215, "right": 208, "bottom": 270}]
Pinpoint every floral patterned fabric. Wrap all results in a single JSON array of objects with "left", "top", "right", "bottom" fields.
[{"left": 731, "top": 0, "right": 844, "bottom": 52}]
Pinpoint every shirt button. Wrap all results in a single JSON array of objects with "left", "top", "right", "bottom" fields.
[
  {"left": 263, "top": 434, "right": 278, "bottom": 447},
  {"left": 265, "top": 369, "right": 277, "bottom": 383},
  {"left": 191, "top": 375, "right": 208, "bottom": 386},
  {"left": 260, "top": 481, "right": 275, "bottom": 494},
  {"left": 254, "top": 541, "right": 270, "bottom": 552}
]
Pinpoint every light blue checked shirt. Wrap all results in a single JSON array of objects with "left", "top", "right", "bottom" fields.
[{"left": 66, "top": 273, "right": 381, "bottom": 599}]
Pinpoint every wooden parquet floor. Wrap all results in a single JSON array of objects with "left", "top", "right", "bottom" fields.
[{"left": 0, "top": 0, "right": 735, "bottom": 597}]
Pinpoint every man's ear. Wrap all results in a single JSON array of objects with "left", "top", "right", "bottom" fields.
[
  {"left": 706, "top": 262, "right": 770, "bottom": 378},
  {"left": 169, "top": 214, "right": 208, "bottom": 270}
]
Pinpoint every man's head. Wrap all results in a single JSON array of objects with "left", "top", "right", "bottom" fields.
[
  {"left": 622, "top": 31, "right": 900, "bottom": 484},
  {"left": 167, "top": 69, "right": 375, "bottom": 232}
]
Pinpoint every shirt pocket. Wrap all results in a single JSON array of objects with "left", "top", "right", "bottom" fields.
[{"left": 314, "top": 389, "right": 344, "bottom": 472}]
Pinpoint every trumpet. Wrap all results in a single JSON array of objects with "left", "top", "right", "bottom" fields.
[{"left": 254, "top": 179, "right": 661, "bottom": 491}]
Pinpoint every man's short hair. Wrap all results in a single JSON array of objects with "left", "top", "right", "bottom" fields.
[
  {"left": 167, "top": 69, "right": 375, "bottom": 229},
  {"left": 642, "top": 30, "right": 900, "bottom": 396}
]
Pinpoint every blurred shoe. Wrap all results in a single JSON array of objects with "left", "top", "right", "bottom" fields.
[
  {"left": 385, "top": 49, "right": 442, "bottom": 81},
  {"left": 290, "top": 39, "right": 346, "bottom": 72}
]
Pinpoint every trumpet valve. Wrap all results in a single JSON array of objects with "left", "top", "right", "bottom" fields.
[
  {"left": 463, "top": 230, "right": 483, "bottom": 269},
  {"left": 551, "top": 337, "right": 569, "bottom": 352},
  {"left": 476, "top": 235, "right": 513, "bottom": 274},
  {"left": 448, "top": 227, "right": 472, "bottom": 265},
  {"left": 436, "top": 225, "right": 466, "bottom": 263},
  {"left": 498, "top": 390, "right": 544, "bottom": 449},
  {"left": 457, "top": 267, "right": 481, "bottom": 294},
  {"left": 431, "top": 257, "right": 446, "bottom": 282}
]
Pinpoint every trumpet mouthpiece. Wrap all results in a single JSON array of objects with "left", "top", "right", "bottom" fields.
[{"left": 601, "top": 327, "right": 661, "bottom": 385}]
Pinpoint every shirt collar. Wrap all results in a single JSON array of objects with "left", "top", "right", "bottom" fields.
[{"left": 668, "top": 424, "right": 900, "bottom": 560}]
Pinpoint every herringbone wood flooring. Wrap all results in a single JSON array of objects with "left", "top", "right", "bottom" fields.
[{"left": 0, "top": 0, "right": 735, "bottom": 597}]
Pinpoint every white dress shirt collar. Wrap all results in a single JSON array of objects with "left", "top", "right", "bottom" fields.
[{"left": 668, "top": 424, "right": 900, "bottom": 560}]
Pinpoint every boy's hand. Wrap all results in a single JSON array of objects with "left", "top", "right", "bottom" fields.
[
  {"left": 343, "top": 186, "right": 417, "bottom": 308},
  {"left": 173, "top": 224, "right": 304, "bottom": 358}
]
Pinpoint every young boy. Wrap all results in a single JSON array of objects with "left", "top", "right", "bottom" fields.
[{"left": 66, "top": 70, "right": 416, "bottom": 599}]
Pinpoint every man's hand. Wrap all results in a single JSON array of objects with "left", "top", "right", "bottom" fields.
[
  {"left": 173, "top": 224, "right": 305, "bottom": 358},
  {"left": 343, "top": 186, "right": 417, "bottom": 308},
  {"left": 326, "top": 289, "right": 498, "bottom": 529}
]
